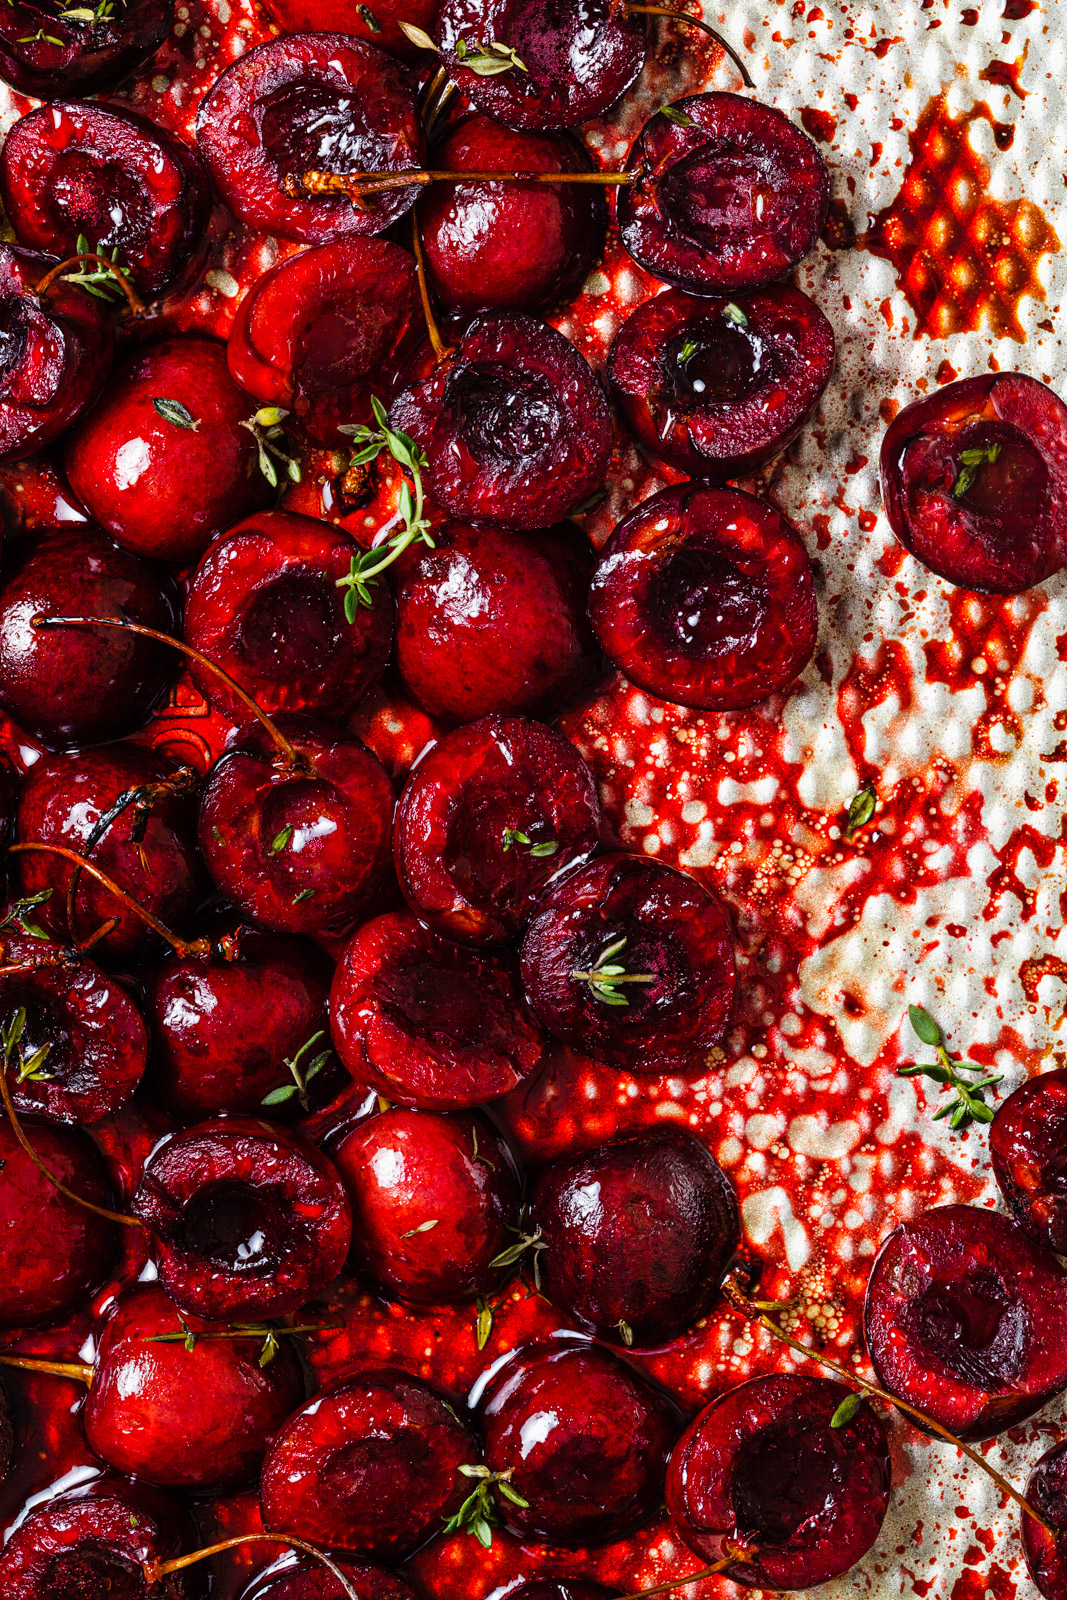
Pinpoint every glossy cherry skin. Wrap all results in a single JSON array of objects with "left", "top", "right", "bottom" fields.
[
  {"left": 258, "top": 0, "right": 437, "bottom": 60},
  {"left": 64, "top": 336, "right": 273, "bottom": 565},
  {"left": 589, "top": 482, "right": 819, "bottom": 711},
  {"left": 666, "top": 1373, "right": 891, "bottom": 1590},
  {"left": 990, "top": 1069, "right": 1067, "bottom": 1252},
  {"left": 260, "top": 1369, "right": 476, "bottom": 1557},
  {"left": 0, "top": 243, "right": 113, "bottom": 462},
  {"left": 0, "top": 0, "right": 170, "bottom": 101},
  {"left": 0, "top": 101, "right": 211, "bottom": 299},
  {"left": 1023, "top": 1440, "right": 1067, "bottom": 1599},
  {"left": 863, "top": 1203, "right": 1067, "bottom": 1441},
  {"left": 83, "top": 1282, "right": 305, "bottom": 1491},
  {"left": 0, "top": 1117, "right": 118, "bottom": 1325},
  {"left": 394, "top": 715, "right": 601, "bottom": 945},
  {"left": 184, "top": 511, "right": 393, "bottom": 723},
  {"left": 879, "top": 373, "right": 1067, "bottom": 594},
  {"left": 195, "top": 34, "right": 426, "bottom": 245},
  {"left": 198, "top": 714, "right": 395, "bottom": 943},
  {"left": 418, "top": 116, "right": 607, "bottom": 315},
  {"left": 394, "top": 520, "right": 597, "bottom": 723},
  {"left": 521, "top": 853, "right": 736, "bottom": 1075},
  {"left": 607, "top": 285, "right": 835, "bottom": 477},
  {"left": 479, "top": 1337, "right": 678, "bottom": 1543},
  {"left": 389, "top": 313, "right": 612, "bottom": 528},
  {"left": 619, "top": 95, "right": 830, "bottom": 295},
  {"left": 240, "top": 1557, "right": 419, "bottom": 1600}
]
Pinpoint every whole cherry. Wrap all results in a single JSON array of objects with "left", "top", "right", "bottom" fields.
[{"left": 990, "top": 1068, "right": 1067, "bottom": 1252}]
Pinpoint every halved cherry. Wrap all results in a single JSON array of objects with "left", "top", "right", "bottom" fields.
[
  {"left": 990, "top": 1069, "right": 1067, "bottom": 1253},
  {"left": 0, "top": 0, "right": 170, "bottom": 101},
  {"left": 393, "top": 714, "right": 601, "bottom": 945},
  {"left": 240, "top": 1557, "right": 420, "bottom": 1600},
  {"left": 607, "top": 285, "right": 835, "bottom": 477},
  {"left": 1023, "top": 1440, "right": 1067, "bottom": 1599},
  {"left": 588, "top": 482, "right": 818, "bottom": 711},
  {"left": 879, "top": 373, "right": 1067, "bottom": 594}
]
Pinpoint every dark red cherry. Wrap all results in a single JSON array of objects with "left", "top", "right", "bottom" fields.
[
  {"left": 329, "top": 910, "right": 544, "bottom": 1109},
  {"left": 258, "top": 0, "right": 437, "bottom": 61},
  {"left": 240, "top": 1556, "right": 419, "bottom": 1600},
  {"left": 394, "top": 520, "right": 597, "bottom": 723},
  {"left": 879, "top": 373, "right": 1067, "bottom": 594},
  {"left": 0, "top": 1376, "right": 12, "bottom": 1479},
  {"left": 588, "top": 482, "right": 818, "bottom": 711},
  {"left": 619, "top": 95, "right": 830, "bottom": 294},
  {"left": 665, "top": 1373, "right": 891, "bottom": 1589},
  {"left": 607, "top": 285, "right": 835, "bottom": 478},
  {"left": 184, "top": 511, "right": 393, "bottom": 723},
  {"left": 331, "top": 1104, "right": 522, "bottom": 1300},
  {"left": 520, "top": 852, "right": 736, "bottom": 1074},
  {"left": 260, "top": 1369, "right": 476, "bottom": 1557},
  {"left": 0, "top": 243, "right": 114, "bottom": 463},
  {"left": 531, "top": 1126, "right": 738, "bottom": 1345},
  {"left": 0, "top": 101, "right": 211, "bottom": 299},
  {"left": 394, "top": 714, "right": 601, "bottom": 945},
  {"left": 0, "top": 0, "right": 170, "bottom": 101},
  {"left": 418, "top": 115, "right": 607, "bottom": 315},
  {"left": 990, "top": 1069, "right": 1067, "bottom": 1253},
  {"left": 132, "top": 1116, "right": 352, "bottom": 1320},
  {"left": 83, "top": 1281, "right": 305, "bottom": 1491},
  {"left": 195, "top": 34, "right": 426, "bottom": 245},
  {"left": 863, "top": 1203, "right": 1067, "bottom": 1442},
  {"left": 1023, "top": 1440, "right": 1067, "bottom": 1599},
  {"left": 389, "top": 312, "right": 612, "bottom": 528},
  {"left": 478, "top": 1336, "right": 678, "bottom": 1543},
  {"left": 227, "top": 239, "right": 418, "bottom": 446},
  {"left": 506, "top": 1587, "right": 623, "bottom": 1600}
]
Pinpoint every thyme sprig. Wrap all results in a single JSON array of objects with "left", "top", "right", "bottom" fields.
[
  {"left": 57, "top": 0, "right": 114, "bottom": 24},
  {"left": 0, "top": 889, "right": 53, "bottom": 939},
  {"left": 2, "top": 1009, "right": 53, "bottom": 1085},
  {"left": 61, "top": 234, "right": 132, "bottom": 301},
  {"left": 145, "top": 1319, "right": 326, "bottom": 1367},
  {"left": 455, "top": 37, "right": 528, "bottom": 75},
  {"left": 897, "top": 1004, "right": 1003, "bottom": 1130},
  {"left": 442, "top": 1464, "right": 530, "bottom": 1548},
  {"left": 570, "top": 935, "right": 655, "bottom": 1007},
  {"left": 261, "top": 1029, "right": 333, "bottom": 1111},
  {"left": 501, "top": 828, "right": 558, "bottom": 858},
  {"left": 335, "top": 398, "right": 434, "bottom": 615},
  {"left": 952, "top": 440, "right": 1001, "bottom": 500},
  {"left": 489, "top": 1225, "right": 547, "bottom": 1289},
  {"left": 240, "top": 406, "right": 302, "bottom": 489}
]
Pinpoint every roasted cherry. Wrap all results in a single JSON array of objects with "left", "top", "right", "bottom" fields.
[
  {"left": 0, "top": 1377, "right": 12, "bottom": 1479},
  {"left": 521, "top": 852, "right": 736, "bottom": 1074},
  {"left": 619, "top": 95, "right": 830, "bottom": 295},
  {"left": 240, "top": 1557, "right": 419, "bottom": 1600},
  {"left": 131, "top": 1116, "right": 352, "bottom": 1320},
  {"left": 394, "top": 715, "right": 601, "bottom": 945},
  {"left": 863, "top": 1203, "right": 1067, "bottom": 1441},
  {"left": 879, "top": 373, "right": 1067, "bottom": 594},
  {"left": 606, "top": 285, "right": 835, "bottom": 477},
  {"left": 506, "top": 1588, "right": 623, "bottom": 1600},
  {"left": 1023, "top": 1440, "right": 1067, "bottom": 1599},
  {"left": 0, "top": 0, "right": 170, "bottom": 101},
  {"left": 260, "top": 1369, "right": 475, "bottom": 1557},
  {"left": 990, "top": 1069, "right": 1067, "bottom": 1253},
  {"left": 588, "top": 482, "right": 818, "bottom": 710},
  {"left": 259, "top": 0, "right": 437, "bottom": 60},
  {"left": 389, "top": 313, "right": 612, "bottom": 528},
  {"left": 195, "top": 33, "right": 426, "bottom": 245},
  {"left": 665, "top": 1373, "right": 891, "bottom": 1589}
]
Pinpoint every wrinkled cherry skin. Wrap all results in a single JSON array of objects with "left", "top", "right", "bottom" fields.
[
  {"left": 329, "top": 910, "right": 545, "bottom": 1109},
  {"left": 619, "top": 95, "right": 830, "bottom": 295},
  {"left": 589, "top": 482, "right": 819, "bottom": 711},
  {"left": 389, "top": 312, "right": 612, "bottom": 528},
  {"left": 395, "top": 520, "right": 597, "bottom": 723},
  {"left": 879, "top": 373, "right": 1067, "bottom": 594},
  {"left": 1023, "top": 1440, "right": 1067, "bottom": 1599},
  {"left": 864, "top": 1203, "right": 1067, "bottom": 1441},
  {"left": 227, "top": 239, "right": 418, "bottom": 446},
  {"left": 419, "top": 116, "right": 607, "bottom": 315},
  {"left": 666, "top": 1373, "right": 891, "bottom": 1590},
  {"left": 990, "top": 1069, "right": 1067, "bottom": 1253},
  {"left": 531, "top": 1127, "right": 738, "bottom": 1345},
  {"left": 0, "top": 0, "right": 170, "bottom": 101},
  {"left": 0, "top": 101, "right": 211, "bottom": 299},
  {"left": 394, "top": 715, "right": 601, "bottom": 945},
  {"left": 83, "top": 1282, "right": 305, "bottom": 1491},
  {"left": 0, "top": 1118, "right": 118, "bottom": 1326},
  {"left": 0, "top": 243, "right": 114, "bottom": 462},
  {"left": 196, "top": 33, "right": 426, "bottom": 245},
  {"left": 184, "top": 512, "right": 393, "bottom": 723},
  {"left": 331, "top": 1104, "right": 522, "bottom": 1301},
  {"left": 260, "top": 1369, "right": 476, "bottom": 1558},
  {"left": 64, "top": 336, "right": 273, "bottom": 565},
  {"left": 479, "top": 1337, "right": 679, "bottom": 1544},
  {"left": 131, "top": 1116, "right": 353, "bottom": 1320},
  {"left": 521, "top": 852, "right": 736, "bottom": 1075},
  {"left": 607, "top": 285, "right": 835, "bottom": 478},
  {"left": 240, "top": 1557, "right": 419, "bottom": 1600}
]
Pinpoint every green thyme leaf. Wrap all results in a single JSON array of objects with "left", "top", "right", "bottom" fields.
[
  {"left": 152, "top": 397, "right": 200, "bottom": 431},
  {"left": 722, "top": 301, "right": 749, "bottom": 327},
  {"left": 844, "top": 782, "right": 877, "bottom": 840},
  {"left": 400, "top": 1218, "right": 439, "bottom": 1238},
  {"left": 830, "top": 1392, "right": 864, "bottom": 1429},
  {"left": 270, "top": 823, "right": 294, "bottom": 854},
  {"left": 660, "top": 102, "right": 695, "bottom": 126},
  {"left": 953, "top": 440, "right": 1001, "bottom": 500},
  {"left": 908, "top": 1005, "right": 941, "bottom": 1047}
]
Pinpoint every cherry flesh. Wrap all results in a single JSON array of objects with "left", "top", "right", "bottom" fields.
[
  {"left": 520, "top": 852, "right": 736, "bottom": 1074},
  {"left": 1023, "top": 1440, "right": 1067, "bottom": 1599},
  {"left": 863, "top": 1203, "right": 1067, "bottom": 1441},
  {"left": 0, "top": 0, "right": 170, "bottom": 101},
  {"left": 665, "top": 1373, "right": 891, "bottom": 1590},
  {"left": 227, "top": 238, "right": 418, "bottom": 446},
  {"left": 0, "top": 101, "right": 211, "bottom": 299},
  {"left": 418, "top": 116, "right": 608, "bottom": 315},
  {"left": 389, "top": 312, "right": 612, "bottom": 528},
  {"left": 240, "top": 1557, "right": 419, "bottom": 1600},
  {"left": 195, "top": 33, "right": 426, "bottom": 245},
  {"left": 879, "top": 373, "right": 1067, "bottom": 594},
  {"left": 607, "top": 285, "right": 835, "bottom": 478},
  {"left": 394, "top": 714, "right": 601, "bottom": 945},
  {"left": 260, "top": 1369, "right": 476, "bottom": 1557},
  {"left": 619, "top": 94, "right": 830, "bottom": 295},
  {"left": 588, "top": 481, "right": 819, "bottom": 711},
  {"left": 131, "top": 1116, "right": 353, "bottom": 1320},
  {"left": 990, "top": 1068, "right": 1067, "bottom": 1253}
]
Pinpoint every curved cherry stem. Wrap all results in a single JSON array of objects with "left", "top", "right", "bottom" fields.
[
  {"left": 144, "top": 1533, "right": 362, "bottom": 1600},
  {"left": 294, "top": 167, "right": 633, "bottom": 204},
  {"left": 410, "top": 211, "right": 452, "bottom": 364},
  {"left": 624, "top": 4, "right": 753, "bottom": 87},
  {"left": 0, "top": 1353, "right": 92, "bottom": 1386},
  {"left": 619, "top": 1551, "right": 743, "bottom": 1599},
  {"left": 33, "top": 252, "right": 146, "bottom": 319}
]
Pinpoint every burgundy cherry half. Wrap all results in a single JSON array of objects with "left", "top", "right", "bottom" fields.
[
  {"left": 990, "top": 1069, "right": 1067, "bottom": 1253},
  {"left": 240, "top": 1557, "right": 420, "bottom": 1600},
  {"left": 1023, "top": 1440, "right": 1067, "bottom": 1600},
  {"left": 0, "top": 0, "right": 170, "bottom": 101}
]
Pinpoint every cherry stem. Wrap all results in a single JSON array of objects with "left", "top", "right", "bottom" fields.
[
  {"left": 295, "top": 168, "right": 633, "bottom": 203},
  {"left": 618, "top": 1551, "right": 743, "bottom": 1599},
  {"left": 33, "top": 252, "right": 146, "bottom": 318},
  {"left": 0, "top": 1354, "right": 93, "bottom": 1386},
  {"left": 424, "top": 75, "right": 457, "bottom": 136},
  {"left": 410, "top": 211, "right": 451, "bottom": 364},
  {"left": 144, "top": 1533, "right": 362, "bottom": 1600},
  {"left": 624, "top": 4, "right": 754, "bottom": 87}
]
